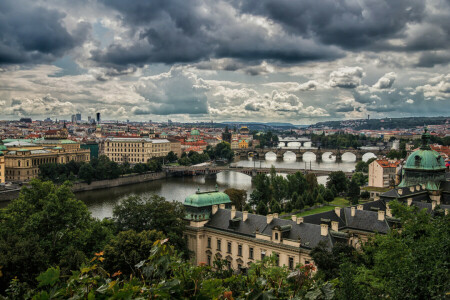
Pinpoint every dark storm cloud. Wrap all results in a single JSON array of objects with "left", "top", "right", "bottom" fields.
[
  {"left": 238, "top": 0, "right": 425, "bottom": 50},
  {"left": 415, "top": 52, "right": 450, "bottom": 68},
  {"left": 92, "top": 0, "right": 343, "bottom": 69},
  {"left": 0, "top": 0, "right": 90, "bottom": 64}
]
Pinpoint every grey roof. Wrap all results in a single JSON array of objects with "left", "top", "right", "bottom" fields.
[
  {"left": 302, "top": 208, "right": 346, "bottom": 229},
  {"left": 342, "top": 207, "right": 389, "bottom": 234},
  {"left": 206, "top": 210, "right": 332, "bottom": 250}
]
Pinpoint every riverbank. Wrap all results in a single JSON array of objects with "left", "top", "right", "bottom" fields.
[{"left": 0, "top": 171, "right": 169, "bottom": 203}]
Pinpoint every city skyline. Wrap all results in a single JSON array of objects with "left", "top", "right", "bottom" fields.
[{"left": 0, "top": 0, "right": 449, "bottom": 123}]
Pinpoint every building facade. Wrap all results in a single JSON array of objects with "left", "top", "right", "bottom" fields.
[
  {"left": 0, "top": 151, "right": 5, "bottom": 184},
  {"left": 103, "top": 137, "right": 173, "bottom": 164},
  {"left": 368, "top": 160, "right": 400, "bottom": 188}
]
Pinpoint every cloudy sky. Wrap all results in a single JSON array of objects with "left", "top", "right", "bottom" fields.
[{"left": 0, "top": 0, "right": 449, "bottom": 124}]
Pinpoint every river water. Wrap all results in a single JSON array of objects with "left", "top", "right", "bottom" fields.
[{"left": 77, "top": 152, "right": 368, "bottom": 219}]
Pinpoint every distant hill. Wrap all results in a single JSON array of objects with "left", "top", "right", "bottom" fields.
[{"left": 312, "top": 116, "right": 449, "bottom": 130}]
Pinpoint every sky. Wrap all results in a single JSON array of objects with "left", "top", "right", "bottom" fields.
[{"left": 0, "top": 0, "right": 449, "bottom": 124}]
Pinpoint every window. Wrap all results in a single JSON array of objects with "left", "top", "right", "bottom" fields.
[
  {"left": 275, "top": 232, "right": 279, "bottom": 240},
  {"left": 207, "top": 237, "right": 211, "bottom": 248},
  {"left": 289, "top": 257, "right": 294, "bottom": 270},
  {"left": 207, "top": 255, "right": 211, "bottom": 266},
  {"left": 274, "top": 253, "right": 279, "bottom": 266},
  {"left": 227, "top": 242, "right": 232, "bottom": 254},
  {"left": 249, "top": 247, "right": 254, "bottom": 259},
  {"left": 217, "top": 239, "right": 221, "bottom": 251},
  {"left": 305, "top": 260, "right": 310, "bottom": 265},
  {"left": 261, "top": 250, "right": 266, "bottom": 260},
  {"left": 227, "top": 261, "right": 231, "bottom": 270},
  {"left": 238, "top": 245, "right": 242, "bottom": 256}
]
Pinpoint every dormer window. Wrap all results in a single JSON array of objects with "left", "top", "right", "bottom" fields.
[{"left": 275, "top": 233, "right": 279, "bottom": 240}]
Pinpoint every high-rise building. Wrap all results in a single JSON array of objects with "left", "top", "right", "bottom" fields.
[
  {"left": 88, "top": 116, "right": 91, "bottom": 123},
  {"left": 96, "top": 112, "right": 101, "bottom": 124},
  {"left": 71, "top": 115, "right": 77, "bottom": 123},
  {"left": 76, "top": 113, "right": 81, "bottom": 121}
]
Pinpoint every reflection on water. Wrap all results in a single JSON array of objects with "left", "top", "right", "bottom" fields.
[{"left": 77, "top": 171, "right": 253, "bottom": 220}]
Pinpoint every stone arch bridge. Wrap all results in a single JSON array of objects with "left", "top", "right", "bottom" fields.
[
  {"left": 164, "top": 165, "right": 353, "bottom": 178},
  {"left": 234, "top": 148, "right": 388, "bottom": 162}
]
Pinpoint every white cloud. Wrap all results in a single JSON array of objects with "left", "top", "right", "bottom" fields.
[
  {"left": 329, "top": 67, "right": 365, "bottom": 88},
  {"left": 373, "top": 72, "right": 397, "bottom": 89}
]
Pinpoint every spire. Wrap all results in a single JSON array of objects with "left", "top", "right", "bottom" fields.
[{"left": 420, "top": 126, "right": 431, "bottom": 150}]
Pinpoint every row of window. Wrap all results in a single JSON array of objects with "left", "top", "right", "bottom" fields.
[{"left": 207, "top": 237, "right": 299, "bottom": 270}]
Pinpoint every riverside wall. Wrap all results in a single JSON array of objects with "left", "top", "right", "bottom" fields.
[
  {"left": 0, "top": 171, "right": 169, "bottom": 201},
  {"left": 71, "top": 172, "right": 168, "bottom": 192}
]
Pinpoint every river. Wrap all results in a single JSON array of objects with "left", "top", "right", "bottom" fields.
[{"left": 77, "top": 153, "right": 367, "bottom": 219}]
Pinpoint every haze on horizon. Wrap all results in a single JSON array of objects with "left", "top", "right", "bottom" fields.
[{"left": 0, "top": 0, "right": 449, "bottom": 124}]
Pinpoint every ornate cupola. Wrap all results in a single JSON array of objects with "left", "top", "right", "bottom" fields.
[
  {"left": 183, "top": 185, "right": 232, "bottom": 221},
  {"left": 398, "top": 127, "right": 446, "bottom": 191}
]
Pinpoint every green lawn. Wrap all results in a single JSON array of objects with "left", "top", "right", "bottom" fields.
[
  {"left": 329, "top": 197, "right": 350, "bottom": 207},
  {"left": 361, "top": 186, "right": 390, "bottom": 192},
  {"left": 296, "top": 206, "right": 335, "bottom": 217}
]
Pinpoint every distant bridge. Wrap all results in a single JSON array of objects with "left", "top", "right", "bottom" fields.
[
  {"left": 234, "top": 148, "right": 388, "bottom": 162},
  {"left": 278, "top": 137, "right": 311, "bottom": 147},
  {"left": 164, "top": 165, "right": 354, "bottom": 178}
]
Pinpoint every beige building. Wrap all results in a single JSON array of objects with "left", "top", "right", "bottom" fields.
[
  {"left": 368, "top": 160, "right": 401, "bottom": 188},
  {"left": 183, "top": 189, "right": 395, "bottom": 272},
  {"left": 103, "top": 137, "right": 173, "bottom": 164},
  {"left": 167, "top": 138, "right": 182, "bottom": 157},
  {"left": 0, "top": 152, "right": 5, "bottom": 184},
  {"left": 2, "top": 140, "right": 90, "bottom": 182}
]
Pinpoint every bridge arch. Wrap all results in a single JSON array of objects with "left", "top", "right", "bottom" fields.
[
  {"left": 302, "top": 151, "right": 316, "bottom": 162},
  {"left": 342, "top": 152, "right": 357, "bottom": 162},
  {"left": 322, "top": 151, "right": 336, "bottom": 162},
  {"left": 362, "top": 152, "right": 377, "bottom": 162},
  {"left": 283, "top": 151, "right": 296, "bottom": 161},
  {"left": 265, "top": 151, "right": 277, "bottom": 161}
]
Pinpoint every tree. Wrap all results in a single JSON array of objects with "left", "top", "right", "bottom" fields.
[
  {"left": 351, "top": 172, "right": 367, "bottom": 187},
  {"left": 256, "top": 201, "right": 268, "bottom": 215},
  {"left": 250, "top": 174, "right": 272, "bottom": 207},
  {"left": 286, "top": 172, "right": 307, "bottom": 196},
  {"left": 323, "top": 189, "right": 334, "bottom": 204},
  {"left": 326, "top": 171, "right": 349, "bottom": 194},
  {"left": 295, "top": 195, "right": 305, "bottom": 210},
  {"left": 78, "top": 163, "right": 95, "bottom": 184},
  {"left": 305, "top": 173, "right": 318, "bottom": 191},
  {"left": 355, "top": 161, "right": 368, "bottom": 173},
  {"left": 165, "top": 151, "right": 178, "bottom": 163},
  {"left": 348, "top": 179, "right": 360, "bottom": 205},
  {"left": 316, "top": 194, "right": 324, "bottom": 204},
  {"left": 271, "top": 175, "right": 288, "bottom": 203},
  {"left": 0, "top": 180, "right": 112, "bottom": 289},
  {"left": 113, "top": 195, "right": 187, "bottom": 253},
  {"left": 311, "top": 241, "right": 356, "bottom": 281},
  {"left": 224, "top": 188, "right": 247, "bottom": 211},
  {"left": 103, "top": 229, "right": 165, "bottom": 276}
]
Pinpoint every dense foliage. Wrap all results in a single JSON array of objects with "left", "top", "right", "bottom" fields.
[
  {"left": 311, "top": 133, "right": 378, "bottom": 149},
  {"left": 205, "top": 141, "right": 234, "bottom": 162},
  {"left": 224, "top": 188, "right": 247, "bottom": 211},
  {"left": 179, "top": 150, "right": 210, "bottom": 166},
  {"left": 253, "top": 131, "right": 279, "bottom": 148},
  {"left": 354, "top": 157, "right": 376, "bottom": 173}
]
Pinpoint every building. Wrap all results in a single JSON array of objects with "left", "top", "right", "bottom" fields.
[
  {"left": 81, "top": 141, "right": 99, "bottom": 159},
  {"left": 183, "top": 188, "right": 396, "bottom": 271},
  {"left": 76, "top": 113, "right": 81, "bottom": 122},
  {"left": 239, "top": 126, "right": 250, "bottom": 135},
  {"left": 167, "top": 138, "right": 182, "bottom": 157},
  {"left": 368, "top": 160, "right": 401, "bottom": 188},
  {"left": 238, "top": 139, "right": 249, "bottom": 149},
  {"left": 96, "top": 112, "right": 101, "bottom": 124},
  {"left": 2, "top": 140, "right": 90, "bottom": 182},
  {"left": 0, "top": 151, "right": 5, "bottom": 184},
  {"left": 71, "top": 115, "right": 77, "bottom": 123},
  {"left": 103, "top": 137, "right": 173, "bottom": 164}
]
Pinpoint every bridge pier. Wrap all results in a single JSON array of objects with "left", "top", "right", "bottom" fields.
[
  {"left": 355, "top": 153, "right": 363, "bottom": 161},
  {"left": 316, "top": 152, "right": 322, "bottom": 162},
  {"left": 335, "top": 152, "right": 342, "bottom": 163}
]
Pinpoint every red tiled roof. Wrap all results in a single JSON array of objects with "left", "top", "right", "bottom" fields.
[{"left": 376, "top": 160, "right": 400, "bottom": 168}]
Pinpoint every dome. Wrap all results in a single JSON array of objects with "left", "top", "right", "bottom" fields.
[
  {"left": 184, "top": 189, "right": 231, "bottom": 208},
  {"left": 404, "top": 149, "right": 445, "bottom": 171},
  {"left": 190, "top": 129, "right": 200, "bottom": 136}
]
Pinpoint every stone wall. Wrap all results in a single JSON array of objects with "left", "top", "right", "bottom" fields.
[
  {"left": 71, "top": 172, "right": 168, "bottom": 192},
  {"left": 0, "top": 188, "right": 21, "bottom": 202}
]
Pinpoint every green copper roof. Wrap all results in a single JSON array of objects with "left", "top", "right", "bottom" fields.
[
  {"left": 60, "top": 139, "right": 77, "bottom": 144},
  {"left": 404, "top": 149, "right": 445, "bottom": 170},
  {"left": 0, "top": 145, "right": 7, "bottom": 151},
  {"left": 184, "top": 189, "right": 231, "bottom": 207},
  {"left": 190, "top": 129, "right": 200, "bottom": 136}
]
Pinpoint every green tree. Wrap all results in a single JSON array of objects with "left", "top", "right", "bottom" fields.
[
  {"left": 316, "top": 194, "right": 324, "bottom": 204},
  {"left": 347, "top": 179, "right": 360, "bottom": 204},
  {"left": 250, "top": 174, "right": 272, "bottom": 207},
  {"left": 0, "top": 180, "right": 112, "bottom": 289},
  {"left": 355, "top": 161, "right": 368, "bottom": 173},
  {"left": 112, "top": 195, "right": 186, "bottom": 253},
  {"left": 224, "top": 188, "right": 247, "bottom": 211},
  {"left": 78, "top": 163, "right": 95, "bottom": 184},
  {"left": 103, "top": 229, "right": 165, "bottom": 276},
  {"left": 326, "top": 171, "right": 349, "bottom": 194},
  {"left": 323, "top": 189, "right": 334, "bottom": 204},
  {"left": 305, "top": 173, "right": 318, "bottom": 191},
  {"left": 351, "top": 172, "right": 367, "bottom": 186},
  {"left": 256, "top": 201, "right": 268, "bottom": 215},
  {"left": 165, "top": 151, "right": 178, "bottom": 163}
]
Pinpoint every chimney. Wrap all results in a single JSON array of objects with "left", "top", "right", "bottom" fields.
[
  {"left": 219, "top": 204, "right": 225, "bottom": 209},
  {"left": 386, "top": 207, "right": 392, "bottom": 217},
  {"left": 409, "top": 187, "right": 414, "bottom": 193},
  {"left": 445, "top": 209, "right": 448, "bottom": 216},
  {"left": 296, "top": 217, "right": 304, "bottom": 225},
  {"left": 407, "top": 198, "right": 412, "bottom": 206},
  {"left": 351, "top": 207, "right": 356, "bottom": 217},
  {"left": 231, "top": 206, "right": 236, "bottom": 219},
  {"left": 320, "top": 224, "right": 328, "bottom": 236},
  {"left": 431, "top": 200, "right": 437, "bottom": 210},
  {"left": 267, "top": 214, "right": 273, "bottom": 224},
  {"left": 291, "top": 215, "right": 297, "bottom": 222},
  {"left": 243, "top": 211, "right": 248, "bottom": 222},
  {"left": 273, "top": 213, "right": 278, "bottom": 219},
  {"left": 398, "top": 189, "right": 403, "bottom": 195},
  {"left": 378, "top": 210, "right": 385, "bottom": 221},
  {"left": 357, "top": 204, "right": 363, "bottom": 210},
  {"left": 334, "top": 207, "right": 340, "bottom": 217},
  {"left": 212, "top": 205, "right": 218, "bottom": 215},
  {"left": 331, "top": 221, "right": 339, "bottom": 232}
]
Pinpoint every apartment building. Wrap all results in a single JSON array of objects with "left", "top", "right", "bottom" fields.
[
  {"left": 103, "top": 137, "right": 173, "bottom": 164},
  {"left": 368, "top": 160, "right": 401, "bottom": 188},
  {"left": 0, "top": 151, "right": 5, "bottom": 184}
]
